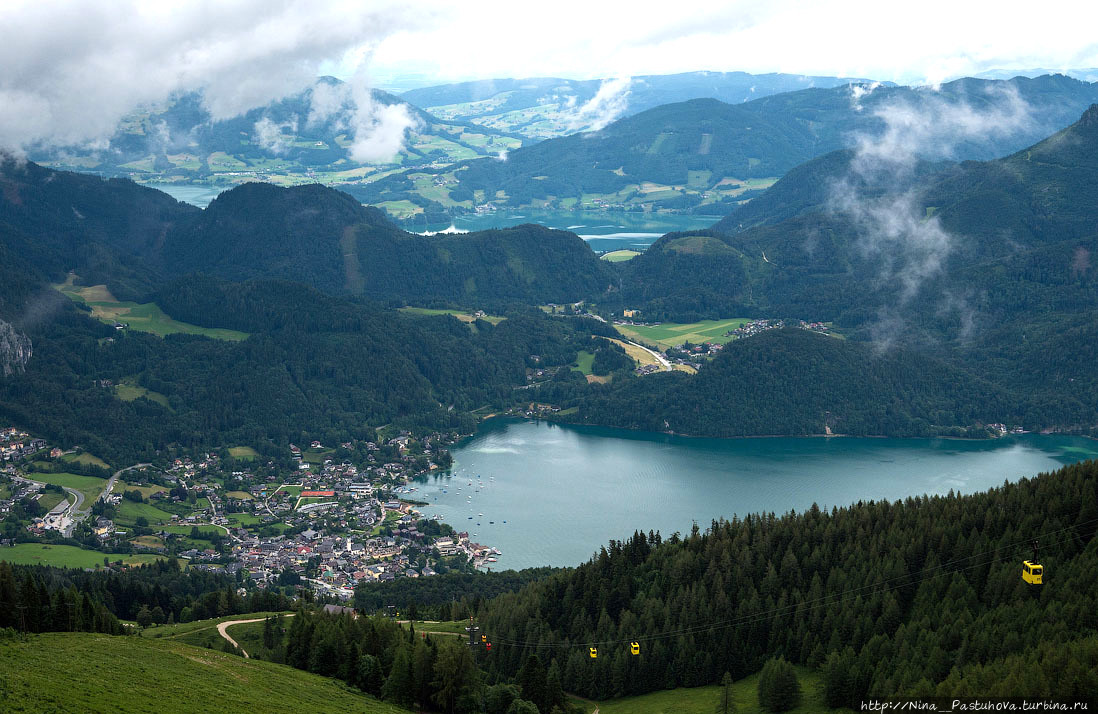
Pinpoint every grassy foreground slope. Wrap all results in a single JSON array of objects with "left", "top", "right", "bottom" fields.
[
  {"left": 0, "top": 632, "right": 407, "bottom": 714},
  {"left": 590, "top": 668, "right": 849, "bottom": 714}
]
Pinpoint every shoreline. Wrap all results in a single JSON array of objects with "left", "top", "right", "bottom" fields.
[{"left": 475, "top": 414, "right": 1097, "bottom": 445}]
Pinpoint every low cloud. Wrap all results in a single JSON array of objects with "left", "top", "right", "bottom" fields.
[
  {"left": 569, "top": 77, "right": 632, "bottom": 132},
  {"left": 831, "top": 84, "right": 1035, "bottom": 344},
  {"left": 253, "top": 117, "right": 298, "bottom": 154},
  {"left": 0, "top": 1, "right": 427, "bottom": 156},
  {"left": 302, "top": 72, "right": 419, "bottom": 163}
]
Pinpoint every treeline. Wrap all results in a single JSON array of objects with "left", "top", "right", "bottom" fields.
[
  {"left": 0, "top": 560, "right": 122, "bottom": 635},
  {"left": 353, "top": 568, "right": 559, "bottom": 618},
  {"left": 0, "top": 558, "right": 293, "bottom": 628},
  {"left": 268, "top": 608, "right": 583, "bottom": 714},
  {"left": 473, "top": 459, "right": 1098, "bottom": 702}
]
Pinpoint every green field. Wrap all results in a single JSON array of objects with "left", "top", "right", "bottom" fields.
[
  {"left": 61, "top": 452, "right": 111, "bottom": 469},
  {"left": 302, "top": 448, "right": 336, "bottom": 465},
  {"left": 114, "top": 381, "right": 172, "bottom": 409},
  {"left": 116, "top": 500, "right": 176, "bottom": 526},
  {"left": 399, "top": 306, "right": 507, "bottom": 325},
  {"left": 0, "top": 632, "right": 404, "bottom": 713},
  {"left": 25, "top": 472, "right": 108, "bottom": 504},
  {"left": 572, "top": 350, "right": 595, "bottom": 375},
  {"left": 0, "top": 544, "right": 163, "bottom": 569},
  {"left": 399, "top": 620, "right": 466, "bottom": 635},
  {"left": 225, "top": 513, "right": 264, "bottom": 526},
  {"left": 228, "top": 446, "right": 259, "bottom": 460},
  {"left": 140, "top": 612, "right": 290, "bottom": 640},
  {"left": 57, "top": 280, "right": 249, "bottom": 341},
  {"left": 601, "top": 249, "right": 642, "bottom": 262},
  {"left": 116, "top": 481, "right": 167, "bottom": 499},
  {"left": 593, "top": 668, "right": 846, "bottom": 714},
  {"left": 37, "top": 491, "right": 70, "bottom": 512},
  {"left": 160, "top": 524, "right": 223, "bottom": 537},
  {"left": 615, "top": 318, "right": 752, "bottom": 349}
]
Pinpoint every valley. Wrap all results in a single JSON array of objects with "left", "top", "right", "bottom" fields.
[{"left": 2, "top": 10, "right": 1098, "bottom": 709}]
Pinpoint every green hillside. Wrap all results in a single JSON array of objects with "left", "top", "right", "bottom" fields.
[
  {"left": 0, "top": 632, "right": 407, "bottom": 713},
  {"left": 402, "top": 71, "right": 883, "bottom": 140},
  {"left": 553, "top": 327, "right": 1011, "bottom": 437},
  {"left": 362, "top": 74, "right": 1098, "bottom": 217},
  {"left": 156, "top": 182, "right": 614, "bottom": 304}
]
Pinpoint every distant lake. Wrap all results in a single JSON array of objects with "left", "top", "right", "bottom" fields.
[
  {"left": 144, "top": 182, "right": 229, "bottom": 209},
  {"left": 411, "top": 210, "right": 722, "bottom": 252},
  {"left": 142, "top": 182, "right": 718, "bottom": 251},
  {"left": 413, "top": 419, "right": 1098, "bottom": 571}
]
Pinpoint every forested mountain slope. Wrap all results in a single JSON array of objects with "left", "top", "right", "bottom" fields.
[
  {"left": 362, "top": 74, "right": 1098, "bottom": 215},
  {"left": 476, "top": 459, "right": 1098, "bottom": 704},
  {"left": 161, "top": 181, "right": 613, "bottom": 304}
]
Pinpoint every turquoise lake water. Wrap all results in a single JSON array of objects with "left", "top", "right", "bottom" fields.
[
  {"left": 413, "top": 419, "right": 1098, "bottom": 570},
  {"left": 143, "top": 182, "right": 716, "bottom": 251}
]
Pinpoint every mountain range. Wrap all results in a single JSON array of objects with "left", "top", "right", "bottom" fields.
[
  {"left": 360, "top": 74, "right": 1098, "bottom": 220},
  {"left": 400, "top": 70, "right": 888, "bottom": 139}
]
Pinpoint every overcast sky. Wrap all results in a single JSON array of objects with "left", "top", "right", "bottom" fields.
[
  {"left": 365, "top": 0, "right": 1098, "bottom": 88},
  {"left": 2, "top": 0, "right": 1097, "bottom": 153}
]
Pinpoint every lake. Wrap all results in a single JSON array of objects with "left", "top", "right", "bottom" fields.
[
  {"left": 143, "top": 182, "right": 718, "bottom": 252},
  {"left": 412, "top": 419, "right": 1098, "bottom": 571}
]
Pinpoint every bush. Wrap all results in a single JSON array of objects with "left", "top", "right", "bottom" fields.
[{"left": 757, "top": 656, "right": 802, "bottom": 712}]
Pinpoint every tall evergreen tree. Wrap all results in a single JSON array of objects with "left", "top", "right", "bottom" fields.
[{"left": 715, "top": 671, "right": 736, "bottom": 714}]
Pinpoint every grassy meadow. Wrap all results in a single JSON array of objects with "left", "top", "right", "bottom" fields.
[
  {"left": 615, "top": 318, "right": 751, "bottom": 349},
  {"left": 601, "top": 249, "right": 642, "bottom": 262},
  {"left": 25, "top": 472, "right": 108, "bottom": 504},
  {"left": 57, "top": 279, "right": 249, "bottom": 341},
  {"left": 0, "top": 632, "right": 403, "bottom": 713},
  {"left": 0, "top": 544, "right": 163, "bottom": 569},
  {"left": 588, "top": 668, "right": 847, "bottom": 714}
]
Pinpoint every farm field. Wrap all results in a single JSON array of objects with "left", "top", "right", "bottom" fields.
[
  {"left": 572, "top": 350, "right": 595, "bottom": 375},
  {"left": 615, "top": 318, "right": 752, "bottom": 349},
  {"left": 115, "top": 381, "right": 172, "bottom": 409},
  {"left": 0, "top": 543, "right": 163, "bottom": 569},
  {"left": 25, "top": 472, "right": 108, "bottom": 504},
  {"left": 600, "top": 249, "right": 641, "bottom": 262},
  {"left": 398, "top": 620, "right": 466, "bottom": 635},
  {"left": 56, "top": 279, "right": 249, "bottom": 341},
  {"left": 160, "top": 524, "right": 224, "bottom": 537},
  {"left": 399, "top": 306, "right": 506, "bottom": 325},
  {"left": 37, "top": 491, "right": 71, "bottom": 512},
  {"left": 590, "top": 668, "right": 844, "bottom": 714},
  {"left": 0, "top": 632, "right": 403, "bottom": 713},
  {"left": 116, "top": 481, "right": 168, "bottom": 499},
  {"left": 116, "top": 500, "right": 176, "bottom": 525},
  {"left": 60, "top": 452, "right": 111, "bottom": 469},
  {"left": 601, "top": 337, "right": 664, "bottom": 369},
  {"left": 228, "top": 446, "right": 259, "bottom": 460}
]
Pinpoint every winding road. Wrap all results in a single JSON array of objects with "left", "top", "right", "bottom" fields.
[{"left": 216, "top": 614, "right": 296, "bottom": 658}]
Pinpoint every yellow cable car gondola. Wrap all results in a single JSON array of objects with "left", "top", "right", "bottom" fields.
[
  {"left": 589, "top": 647, "right": 598, "bottom": 659},
  {"left": 1022, "top": 539, "right": 1043, "bottom": 585},
  {"left": 630, "top": 641, "right": 640, "bottom": 655}
]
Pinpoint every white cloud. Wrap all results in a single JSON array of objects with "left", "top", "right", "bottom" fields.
[
  {"left": 253, "top": 117, "right": 297, "bottom": 154},
  {"left": 569, "top": 77, "right": 632, "bottom": 132},
  {"left": 829, "top": 84, "right": 1036, "bottom": 343},
  {"left": 0, "top": 0, "right": 427, "bottom": 155}
]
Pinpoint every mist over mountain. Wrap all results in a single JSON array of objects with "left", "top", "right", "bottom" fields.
[{"left": 400, "top": 70, "right": 889, "bottom": 138}]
